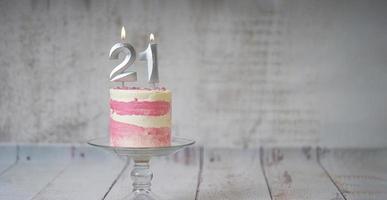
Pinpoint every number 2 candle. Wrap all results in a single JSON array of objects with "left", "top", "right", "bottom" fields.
[{"left": 109, "top": 26, "right": 137, "bottom": 85}]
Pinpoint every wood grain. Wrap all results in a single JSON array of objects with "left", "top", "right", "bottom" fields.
[
  {"left": 0, "top": 144, "right": 17, "bottom": 176},
  {"left": 0, "top": 145, "right": 72, "bottom": 200},
  {"left": 262, "top": 147, "right": 344, "bottom": 200},
  {"left": 31, "top": 145, "right": 127, "bottom": 200},
  {"left": 318, "top": 148, "right": 387, "bottom": 200},
  {"left": 1, "top": 145, "right": 386, "bottom": 200},
  {"left": 197, "top": 148, "right": 271, "bottom": 200}
]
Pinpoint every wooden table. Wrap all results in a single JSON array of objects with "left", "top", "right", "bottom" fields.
[{"left": 0, "top": 145, "right": 386, "bottom": 200}]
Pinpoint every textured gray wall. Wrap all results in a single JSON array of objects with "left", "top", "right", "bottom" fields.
[{"left": 0, "top": 0, "right": 386, "bottom": 147}]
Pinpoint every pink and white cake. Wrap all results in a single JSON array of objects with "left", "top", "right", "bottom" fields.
[{"left": 109, "top": 87, "right": 171, "bottom": 147}]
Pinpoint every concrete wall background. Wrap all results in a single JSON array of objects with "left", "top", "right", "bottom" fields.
[{"left": 0, "top": 0, "right": 386, "bottom": 147}]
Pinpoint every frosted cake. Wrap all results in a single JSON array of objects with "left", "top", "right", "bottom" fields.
[{"left": 109, "top": 87, "right": 171, "bottom": 147}]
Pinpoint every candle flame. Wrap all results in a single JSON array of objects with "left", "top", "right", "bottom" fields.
[
  {"left": 150, "top": 33, "right": 155, "bottom": 42},
  {"left": 121, "top": 26, "right": 126, "bottom": 40}
]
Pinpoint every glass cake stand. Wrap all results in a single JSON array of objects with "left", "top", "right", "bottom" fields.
[{"left": 88, "top": 137, "right": 195, "bottom": 200}]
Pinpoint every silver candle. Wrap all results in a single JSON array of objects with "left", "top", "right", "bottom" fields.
[
  {"left": 109, "top": 26, "right": 137, "bottom": 85},
  {"left": 139, "top": 33, "right": 159, "bottom": 86}
]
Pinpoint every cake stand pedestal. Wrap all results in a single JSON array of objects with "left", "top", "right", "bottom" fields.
[{"left": 88, "top": 137, "right": 195, "bottom": 200}]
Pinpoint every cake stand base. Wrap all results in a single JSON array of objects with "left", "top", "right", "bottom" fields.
[
  {"left": 125, "top": 158, "right": 159, "bottom": 200},
  {"left": 88, "top": 137, "right": 195, "bottom": 200}
]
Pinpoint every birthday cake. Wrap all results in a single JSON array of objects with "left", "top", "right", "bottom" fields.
[
  {"left": 107, "top": 28, "right": 171, "bottom": 147},
  {"left": 109, "top": 87, "right": 171, "bottom": 147}
]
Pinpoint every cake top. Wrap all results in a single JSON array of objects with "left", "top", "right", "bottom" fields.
[
  {"left": 112, "top": 86, "right": 168, "bottom": 91},
  {"left": 110, "top": 86, "right": 171, "bottom": 102}
]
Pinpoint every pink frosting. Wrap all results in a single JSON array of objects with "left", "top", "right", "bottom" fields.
[
  {"left": 110, "top": 119, "right": 171, "bottom": 147},
  {"left": 110, "top": 100, "right": 170, "bottom": 116}
]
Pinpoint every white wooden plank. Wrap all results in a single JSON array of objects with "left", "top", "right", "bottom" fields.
[
  {"left": 198, "top": 148, "right": 270, "bottom": 200},
  {"left": 0, "top": 144, "right": 17, "bottom": 175},
  {"left": 153, "top": 147, "right": 199, "bottom": 199},
  {"left": 0, "top": 144, "right": 72, "bottom": 200},
  {"left": 262, "top": 147, "right": 344, "bottom": 200},
  {"left": 319, "top": 148, "right": 387, "bottom": 200},
  {"left": 31, "top": 145, "right": 127, "bottom": 200},
  {"left": 105, "top": 147, "right": 200, "bottom": 200}
]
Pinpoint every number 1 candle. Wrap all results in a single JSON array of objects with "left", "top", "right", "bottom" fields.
[{"left": 139, "top": 33, "right": 159, "bottom": 87}]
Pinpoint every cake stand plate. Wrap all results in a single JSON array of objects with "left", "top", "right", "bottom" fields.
[{"left": 88, "top": 137, "right": 195, "bottom": 200}]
